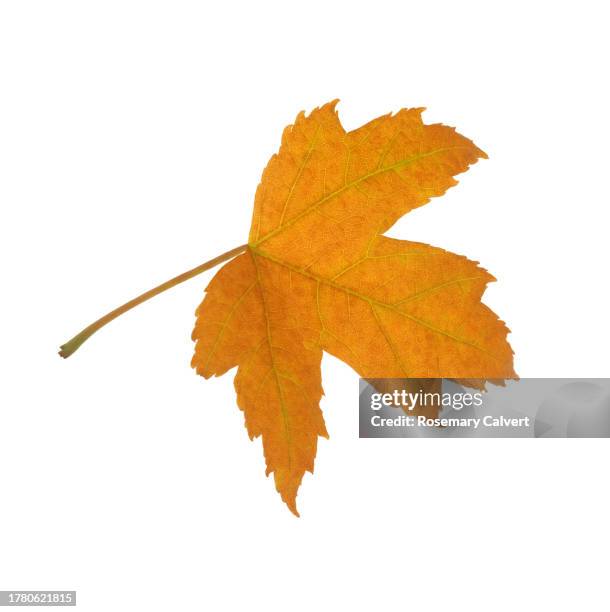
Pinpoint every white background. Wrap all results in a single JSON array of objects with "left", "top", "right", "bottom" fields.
[{"left": 1, "top": 1, "right": 608, "bottom": 610}]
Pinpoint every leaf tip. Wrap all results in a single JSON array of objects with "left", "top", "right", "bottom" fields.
[{"left": 286, "top": 501, "right": 301, "bottom": 518}]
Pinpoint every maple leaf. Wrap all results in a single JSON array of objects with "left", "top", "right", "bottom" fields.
[
  {"left": 60, "top": 101, "right": 515, "bottom": 516},
  {"left": 191, "top": 101, "right": 515, "bottom": 514}
]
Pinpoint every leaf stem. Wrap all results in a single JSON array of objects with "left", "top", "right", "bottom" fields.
[{"left": 59, "top": 243, "right": 248, "bottom": 358}]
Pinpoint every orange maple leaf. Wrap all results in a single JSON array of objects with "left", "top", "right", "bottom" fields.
[
  {"left": 60, "top": 101, "right": 515, "bottom": 516},
  {"left": 191, "top": 101, "right": 515, "bottom": 514}
]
